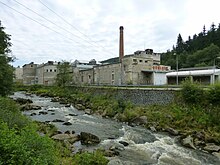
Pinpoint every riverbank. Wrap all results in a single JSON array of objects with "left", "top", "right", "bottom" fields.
[
  {"left": 20, "top": 83, "right": 220, "bottom": 159},
  {"left": 0, "top": 95, "right": 109, "bottom": 165}
]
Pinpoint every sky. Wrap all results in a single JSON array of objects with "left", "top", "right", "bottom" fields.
[{"left": 0, "top": 0, "right": 219, "bottom": 67}]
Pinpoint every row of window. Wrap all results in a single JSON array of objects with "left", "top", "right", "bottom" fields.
[
  {"left": 45, "top": 69, "right": 57, "bottom": 72},
  {"left": 133, "top": 59, "right": 149, "bottom": 63}
]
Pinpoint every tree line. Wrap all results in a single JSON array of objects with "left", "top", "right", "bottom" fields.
[{"left": 161, "top": 23, "right": 220, "bottom": 69}]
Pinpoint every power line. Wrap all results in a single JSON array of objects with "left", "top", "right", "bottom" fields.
[
  {"left": 0, "top": 1, "right": 98, "bottom": 52},
  {"left": 38, "top": 0, "right": 115, "bottom": 56},
  {"left": 13, "top": 0, "right": 90, "bottom": 44}
]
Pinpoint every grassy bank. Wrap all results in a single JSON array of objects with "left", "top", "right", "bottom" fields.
[
  {"left": 23, "top": 82, "right": 220, "bottom": 145},
  {"left": 0, "top": 96, "right": 108, "bottom": 165}
]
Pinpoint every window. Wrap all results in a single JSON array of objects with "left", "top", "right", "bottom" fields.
[
  {"left": 50, "top": 69, "right": 52, "bottom": 72},
  {"left": 112, "top": 74, "right": 114, "bottom": 80},
  {"left": 54, "top": 69, "right": 57, "bottom": 72},
  {"left": 133, "top": 59, "right": 137, "bottom": 62},
  {"left": 46, "top": 69, "right": 48, "bottom": 72},
  {"left": 81, "top": 76, "right": 83, "bottom": 82},
  {"left": 139, "top": 60, "right": 143, "bottom": 63},
  {"left": 145, "top": 60, "right": 148, "bottom": 63}
]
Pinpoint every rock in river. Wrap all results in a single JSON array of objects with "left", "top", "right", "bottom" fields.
[{"left": 80, "top": 132, "right": 101, "bottom": 145}]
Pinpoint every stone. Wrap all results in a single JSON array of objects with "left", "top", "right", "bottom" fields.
[
  {"left": 30, "top": 113, "right": 37, "bottom": 116},
  {"left": 166, "top": 127, "right": 179, "bottom": 136},
  {"left": 51, "top": 97, "right": 60, "bottom": 102},
  {"left": 68, "top": 113, "right": 78, "bottom": 116},
  {"left": 52, "top": 119, "right": 65, "bottom": 122},
  {"left": 104, "top": 150, "right": 120, "bottom": 157},
  {"left": 63, "top": 122, "right": 72, "bottom": 126},
  {"left": 51, "top": 113, "right": 55, "bottom": 115},
  {"left": 20, "top": 104, "right": 41, "bottom": 111},
  {"left": 48, "top": 109, "right": 55, "bottom": 112},
  {"left": 85, "top": 109, "right": 92, "bottom": 115},
  {"left": 39, "top": 111, "right": 48, "bottom": 115},
  {"left": 131, "top": 116, "right": 148, "bottom": 126},
  {"left": 51, "top": 134, "right": 80, "bottom": 144},
  {"left": 150, "top": 126, "right": 157, "bottom": 132},
  {"left": 80, "top": 132, "right": 100, "bottom": 145},
  {"left": 75, "top": 104, "right": 85, "bottom": 110},
  {"left": 203, "top": 143, "right": 220, "bottom": 153},
  {"left": 15, "top": 98, "right": 33, "bottom": 104},
  {"left": 65, "top": 130, "right": 71, "bottom": 134},
  {"left": 119, "top": 141, "right": 129, "bottom": 146},
  {"left": 181, "top": 135, "right": 196, "bottom": 149},
  {"left": 65, "top": 104, "right": 71, "bottom": 107},
  {"left": 213, "top": 152, "right": 220, "bottom": 160}
]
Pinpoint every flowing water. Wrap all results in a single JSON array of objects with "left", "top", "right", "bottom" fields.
[{"left": 11, "top": 92, "right": 220, "bottom": 165}]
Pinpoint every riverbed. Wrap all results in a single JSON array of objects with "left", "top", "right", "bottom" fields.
[{"left": 11, "top": 92, "right": 220, "bottom": 165}]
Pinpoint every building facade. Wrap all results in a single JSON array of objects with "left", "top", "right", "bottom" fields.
[
  {"left": 77, "top": 49, "right": 170, "bottom": 86},
  {"left": 22, "top": 62, "right": 37, "bottom": 85}
]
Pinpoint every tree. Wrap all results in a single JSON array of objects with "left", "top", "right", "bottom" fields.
[
  {"left": 0, "top": 21, "right": 13, "bottom": 96},
  {"left": 56, "top": 61, "right": 73, "bottom": 87}
]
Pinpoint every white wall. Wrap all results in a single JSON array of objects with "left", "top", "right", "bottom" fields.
[{"left": 153, "top": 72, "right": 167, "bottom": 85}]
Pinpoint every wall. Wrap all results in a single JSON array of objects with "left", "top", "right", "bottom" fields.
[
  {"left": 72, "top": 86, "right": 176, "bottom": 105},
  {"left": 23, "top": 63, "right": 37, "bottom": 85}
]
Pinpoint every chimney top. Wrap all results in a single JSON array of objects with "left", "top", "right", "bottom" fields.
[{"left": 119, "top": 26, "right": 124, "bottom": 30}]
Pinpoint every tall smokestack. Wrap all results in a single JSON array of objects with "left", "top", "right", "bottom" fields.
[{"left": 119, "top": 26, "right": 124, "bottom": 62}]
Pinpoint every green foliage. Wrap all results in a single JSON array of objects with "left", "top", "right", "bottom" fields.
[
  {"left": 0, "top": 122, "right": 59, "bottom": 165},
  {"left": 0, "top": 21, "right": 13, "bottom": 96},
  {"left": 161, "top": 22, "right": 220, "bottom": 68},
  {"left": 208, "top": 83, "right": 220, "bottom": 105},
  {"left": 0, "top": 97, "right": 30, "bottom": 129},
  {"left": 56, "top": 61, "right": 73, "bottom": 87},
  {"left": 72, "top": 150, "right": 109, "bottom": 165},
  {"left": 180, "top": 79, "right": 205, "bottom": 105}
]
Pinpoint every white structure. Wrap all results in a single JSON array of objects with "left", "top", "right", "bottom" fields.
[{"left": 166, "top": 68, "right": 220, "bottom": 85}]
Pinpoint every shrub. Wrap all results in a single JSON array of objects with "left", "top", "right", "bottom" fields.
[
  {"left": 72, "top": 150, "right": 108, "bottom": 165},
  {"left": 208, "top": 83, "right": 220, "bottom": 105},
  {"left": 0, "top": 122, "right": 59, "bottom": 165},
  {"left": 180, "top": 79, "right": 205, "bottom": 105}
]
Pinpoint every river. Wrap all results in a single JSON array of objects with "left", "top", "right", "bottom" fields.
[{"left": 11, "top": 92, "right": 220, "bottom": 165}]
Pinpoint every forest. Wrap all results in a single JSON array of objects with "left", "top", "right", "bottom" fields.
[{"left": 161, "top": 23, "right": 220, "bottom": 69}]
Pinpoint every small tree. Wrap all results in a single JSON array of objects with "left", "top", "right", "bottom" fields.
[
  {"left": 56, "top": 61, "right": 73, "bottom": 87},
  {"left": 0, "top": 21, "right": 13, "bottom": 96}
]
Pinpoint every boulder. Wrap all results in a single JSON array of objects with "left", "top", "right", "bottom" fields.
[
  {"left": 63, "top": 122, "right": 72, "bottom": 126},
  {"left": 51, "top": 97, "right": 60, "bottom": 102},
  {"left": 15, "top": 98, "right": 33, "bottom": 104},
  {"left": 213, "top": 152, "right": 220, "bottom": 160},
  {"left": 150, "top": 126, "right": 157, "bottom": 132},
  {"left": 75, "top": 104, "right": 85, "bottom": 110},
  {"left": 131, "top": 116, "right": 148, "bottom": 126},
  {"left": 80, "top": 132, "right": 100, "bottom": 145},
  {"left": 119, "top": 141, "right": 129, "bottom": 147},
  {"left": 181, "top": 135, "right": 196, "bottom": 149},
  {"left": 85, "top": 109, "right": 92, "bottom": 115},
  {"left": 52, "top": 119, "right": 65, "bottom": 122},
  {"left": 65, "top": 104, "right": 71, "bottom": 107},
  {"left": 30, "top": 113, "right": 37, "bottom": 116},
  {"left": 51, "top": 134, "right": 80, "bottom": 144},
  {"left": 51, "top": 113, "right": 55, "bottom": 115},
  {"left": 20, "top": 104, "right": 41, "bottom": 111},
  {"left": 68, "top": 113, "right": 78, "bottom": 116},
  {"left": 203, "top": 143, "right": 220, "bottom": 153},
  {"left": 39, "top": 111, "right": 48, "bottom": 115},
  {"left": 165, "top": 127, "right": 179, "bottom": 136}
]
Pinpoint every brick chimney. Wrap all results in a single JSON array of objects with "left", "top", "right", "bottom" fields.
[{"left": 119, "top": 26, "right": 124, "bottom": 62}]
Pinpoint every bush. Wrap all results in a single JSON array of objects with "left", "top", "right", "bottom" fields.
[
  {"left": 0, "top": 122, "right": 59, "bottom": 165},
  {"left": 208, "top": 83, "right": 220, "bottom": 105},
  {"left": 0, "top": 97, "right": 30, "bottom": 129},
  {"left": 180, "top": 79, "right": 205, "bottom": 105},
  {"left": 72, "top": 150, "right": 109, "bottom": 165}
]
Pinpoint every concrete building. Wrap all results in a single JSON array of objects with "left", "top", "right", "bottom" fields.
[
  {"left": 13, "top": 66, "right": 23, "bottom": 83},
  {"left": 166, "top": 67, "right": 220, "bottom": 85},
  {"left": 22, "top": 62, "right": 37, "bottom": 85},
  {"left": 36, "top": 61, "right": 58, "bottom": 85},
  {"left": 76, "top": 26, "right": 170, "bottom": 86}
]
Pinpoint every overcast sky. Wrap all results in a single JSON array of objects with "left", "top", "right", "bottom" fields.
[{"left": 0, "top": 0, "right": 219, "bottom": 67}]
